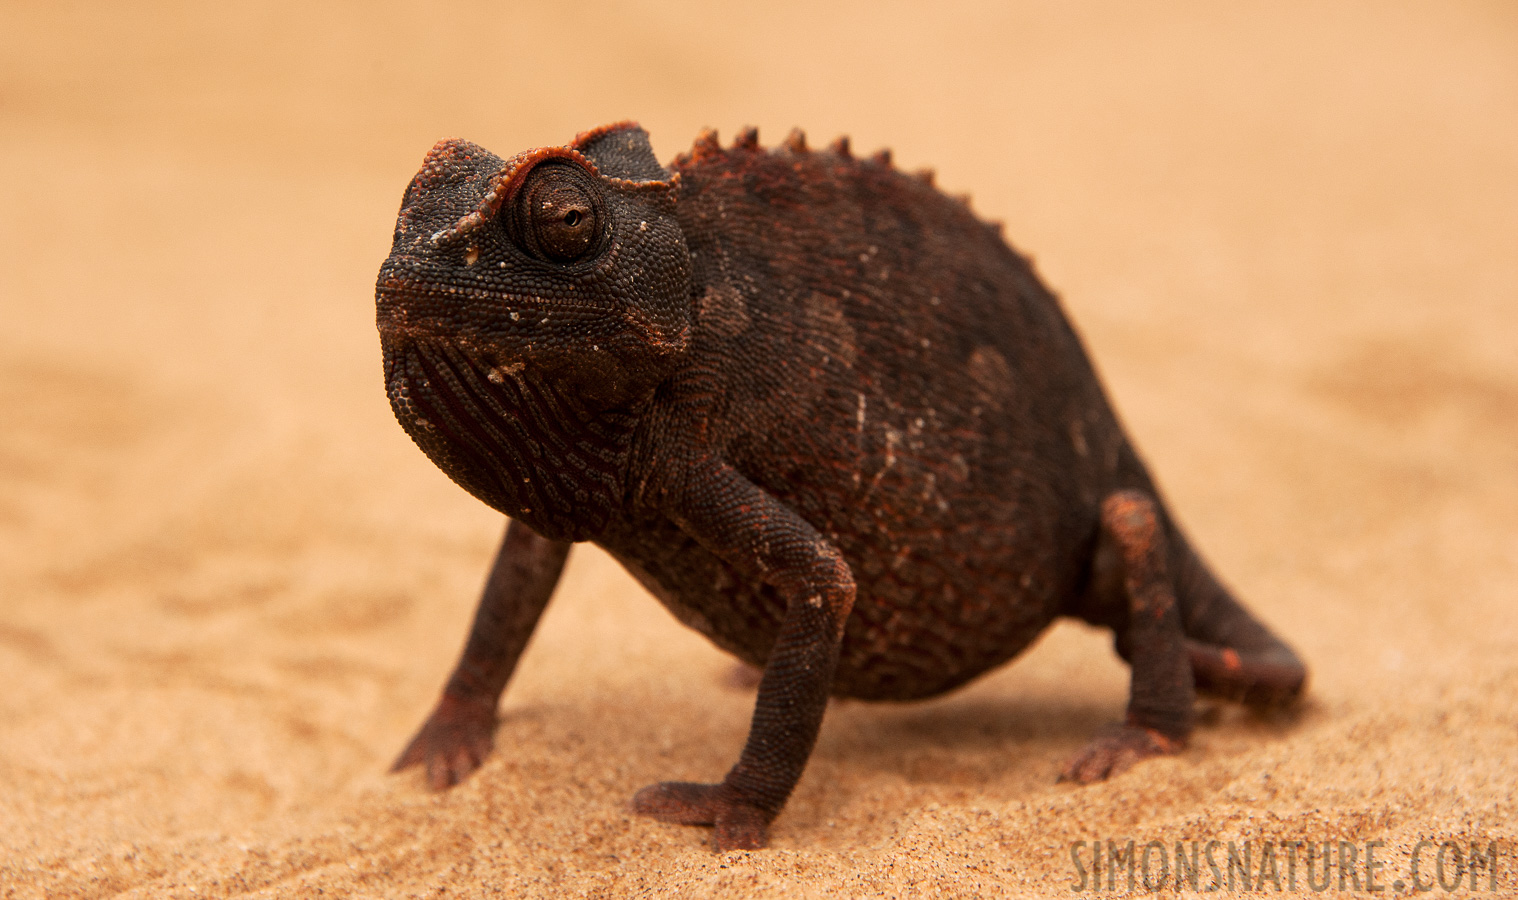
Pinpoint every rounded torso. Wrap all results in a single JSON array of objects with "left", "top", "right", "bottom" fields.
[{"left": 601, "top": 142, "right": 1151, "bottom": 700}]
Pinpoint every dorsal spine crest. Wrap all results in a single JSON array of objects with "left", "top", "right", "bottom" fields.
[
  {"left": 691, "top": 128, "right": 723, "bottom": 161},
  {"left": 664, "top": 126, "right": 1005, "bottom": 236},
  {"left": 733, "top": 126, "right": 760, "bottom": 151}
]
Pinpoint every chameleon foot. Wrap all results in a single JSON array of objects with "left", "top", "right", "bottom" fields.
[
  {"left": 632, "top": 781, "right": 770, "bottom": 850},
  {"left": 1059, "top": 724, "right": 1183, "bottom": 784},
  {"left": 391, "top": 692, "right": 496, "bottom": 790}
]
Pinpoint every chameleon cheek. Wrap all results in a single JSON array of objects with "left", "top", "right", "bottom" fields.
[{"left": 623, "top": 306, "right": 692, "bottom": 355}]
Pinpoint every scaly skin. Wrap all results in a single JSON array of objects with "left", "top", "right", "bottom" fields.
[{"left": 376, "top": 122, "right": 1307, "bottom": 850}]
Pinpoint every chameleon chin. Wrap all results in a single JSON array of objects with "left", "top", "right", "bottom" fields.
[{"left": 375, "top": 122, "right": 1306, "bottom": 851}]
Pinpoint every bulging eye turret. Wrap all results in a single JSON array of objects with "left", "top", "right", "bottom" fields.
[{"left": 515, "top": 162, "right": 604, "bottom": 264}]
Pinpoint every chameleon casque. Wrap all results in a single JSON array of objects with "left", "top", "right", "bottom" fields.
[{"left": 376, "top": 122, "right": 1306, "bottom": 851}]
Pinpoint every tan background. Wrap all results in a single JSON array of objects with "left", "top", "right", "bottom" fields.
[{"left": 2, "top": 1, "right": 1515, "bottom": 896}]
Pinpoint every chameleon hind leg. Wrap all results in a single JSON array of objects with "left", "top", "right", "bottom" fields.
[{"left": 1061, "top": 489, "right": 1195, "bottom": 783}]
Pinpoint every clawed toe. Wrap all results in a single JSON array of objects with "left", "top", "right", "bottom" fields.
[
  {"left": 421, "top": 741, "right": 486, "bottom": 790},
  {"left": 631, "top": 781, "right": 724, "bottom": 825},
  {"left": 1060, "top": 724, "right": 1184, "bottom": 784},
  {"left": 632, "top": 781, "right": 771, "bottom": 850},
  {"left": 391, "top": 693, "right": 497, "bottom": 790}
]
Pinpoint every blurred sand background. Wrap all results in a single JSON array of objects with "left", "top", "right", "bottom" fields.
[{"left": 2, "top": 1, "right": 1516, "bottom": 896}]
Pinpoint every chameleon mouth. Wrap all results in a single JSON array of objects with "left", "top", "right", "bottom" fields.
[
  {"left": 374, "top": 255, "right": 518, "bottom": 344},
  {"left": 374, "top": 262, "right": 469, "bottom": 342}
]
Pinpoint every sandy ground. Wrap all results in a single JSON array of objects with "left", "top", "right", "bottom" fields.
[{"left": 2, "top": 1, "right": 1515, "bottom": 896}]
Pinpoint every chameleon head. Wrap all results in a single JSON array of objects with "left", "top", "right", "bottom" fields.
[
  {"left": 377, "top": 123, "right": 693, "bottom": 402},
  {"left": 375, "top": 123, "right": 692, "bottom": 537}
]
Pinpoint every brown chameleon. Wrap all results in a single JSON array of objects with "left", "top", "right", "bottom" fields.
[{"left": 375, "top": 122, "right": 1306, "bottom": 850}]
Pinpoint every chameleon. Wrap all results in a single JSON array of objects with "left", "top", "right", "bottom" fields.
[{"left": 375, "top": 122, "right": 1306, "bottom": 851}]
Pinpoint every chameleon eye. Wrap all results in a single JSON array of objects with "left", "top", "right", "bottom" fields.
[{"left": 517, "top": 163, "right": 604, "bottom": 264}]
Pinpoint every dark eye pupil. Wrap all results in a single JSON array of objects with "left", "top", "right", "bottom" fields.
[{"left": 563, "top": 210, "right": 581, "bottom": 228}]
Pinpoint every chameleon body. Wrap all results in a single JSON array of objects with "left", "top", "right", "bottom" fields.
[{"left": 375, "top": 122, "right": 1306, "bottom": 850}]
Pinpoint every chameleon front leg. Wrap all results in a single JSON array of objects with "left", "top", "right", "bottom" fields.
[
  {"left": 632, "top": 461, "right": 856, "bottom": 850},
  {"left": 392, "top": 518, "right": 571, "bottom": 789}
]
